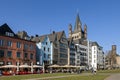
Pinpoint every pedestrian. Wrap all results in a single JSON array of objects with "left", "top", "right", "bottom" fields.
[
  {"left": 0, "top": 70, "right": 2, "bottom": 76},
  {"left": 93, "top": 68, "right": 97, "bottom": 74},
  {"left": 9, "top": 70, "right": 12, "bottom": 75}
]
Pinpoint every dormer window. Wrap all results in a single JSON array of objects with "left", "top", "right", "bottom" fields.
[{"left": 6, "top": 32, "right": 14, "bottom": 37}]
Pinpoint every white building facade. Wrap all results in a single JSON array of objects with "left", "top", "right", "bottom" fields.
[{"left": 88, "top": 41, "right": 105, "bottom": 70}]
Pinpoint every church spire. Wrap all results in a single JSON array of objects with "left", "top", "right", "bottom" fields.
[
  {"left": 74, "top": 13, "right": 82, "bottom": 33},
  {"left": 84, "top": 24, "right": 87, "bottom": 39}
]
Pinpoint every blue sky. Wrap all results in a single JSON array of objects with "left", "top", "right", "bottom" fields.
[{"left": 0, "top": 0, "right": 120, "bottom": 54}]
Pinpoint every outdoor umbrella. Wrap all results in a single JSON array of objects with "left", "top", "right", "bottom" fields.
[
  {"left": 1, "top": 65, "right": 17, "bottom": 68},
  {"left": 33, "top": 65, "right": 43, "bottom": 68},
  {"left": 19, "top": 64, "right": 31, "bottom": 68}
]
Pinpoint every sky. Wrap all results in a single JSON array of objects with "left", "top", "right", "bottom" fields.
[{"left": 0, "top": 0, "right": 120, "bottom": 54}]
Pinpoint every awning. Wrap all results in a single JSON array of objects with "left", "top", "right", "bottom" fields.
[
  {"left": 0, "top": 65, "right": 17, "bottom": 68},
  {"left": 48, "top": 64, "right": 60, "bottom": 68},
  {"left": 19, "top": 64, "right": 31, "bottom": 68},
  {"left": 33, "top": 65, "right": 43, "bottom": 68}
]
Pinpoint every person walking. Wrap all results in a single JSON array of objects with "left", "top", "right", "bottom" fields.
[{"left": 91, "top": 67, "right": 96, "bottom": 75}]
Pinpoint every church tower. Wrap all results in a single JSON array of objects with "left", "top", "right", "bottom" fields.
[
  {"left": 68, "top": 24, "right": 72, "bottom": 37},
  {"left": 84, "top": 24, "right": 87, "bottom": 39},
  {"left": 68, "top": 14, "right": 87, "bottom": 44}
]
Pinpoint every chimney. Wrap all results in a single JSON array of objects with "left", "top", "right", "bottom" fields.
[
  {"left": 52, "top": 31, "right": 55, "bottom": 34},
  {"left": 36, "top": 34, "right": 38, "bottom": 37}
]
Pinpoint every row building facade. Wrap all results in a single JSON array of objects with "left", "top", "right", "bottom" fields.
[
  {"left": 0, "top": 14, "right": 105, "bottom": 71},
  {"left": 68, "top": 14, "right": 105, "bottom": 70},
  {"left": 32, "top": 31, "right": 68, "bottom": 67},
  {"left": 0, "top": 24, "right": 36, "bottom": 69}
]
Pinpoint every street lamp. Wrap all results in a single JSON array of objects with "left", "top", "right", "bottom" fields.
[
  {"left": 37, "top": 62, "right": 39, "bottom": 65},
  {"left": 31, "top": 62, "right": 33, "bottom": 73},
  {"left": 17, "top": 62, "right": 19, "bottom": 74}
]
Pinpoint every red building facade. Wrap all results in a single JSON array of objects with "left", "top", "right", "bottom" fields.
[
  {"left": 0, "top": 24, "right": 36, "bottom": 67},
  {"left": 0, "top": 36, "right": 36, "bottom": 66}
]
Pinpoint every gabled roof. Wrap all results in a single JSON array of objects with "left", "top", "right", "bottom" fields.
[
  {"left": 39, "top": 35, "right": 47, "bottom": 42},
  {"left": 31, "top": 35, "right": 46, "bottom": 43},
  {"left": 47, "top": 31, "right": 64, "bottom": 42},
  {"left": 48, "top": 34, "right": 56, "bottom": 42},
  {"left": 55, "top": 31, "right": 64, "bottom": 41},
  {"left": 0, "top": 23, "right": 15, "bottom": 35},
  {"left": 32, "top": 31, "right": 65, "bottom": 43},
  {"left": 68, "top": 38, "right": 74, "bottom": 46},
  {"left": 92, "top": 42, "right": 99, "bottom": 47},
  {"left": 31, "top": 37, "right": 40, "bottom": 43},
  {"left": 0, "top": 23, "right": 35, "bottom": 42},
  {"left": 0, "top": 23, "right": 18, "bottom": 38}
]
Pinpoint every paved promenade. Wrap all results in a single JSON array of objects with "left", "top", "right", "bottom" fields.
[
  {"left": 1, "top": 72, "right": 118, "bottom": 80},
  {"left": 104, "top": 73, "right": 120, "bottom": 80},
  {"left": 24, "top": 73, "right": 120, "bottom": 80},
  {"left": 24, "top": 73, "right": 92, "bottom": 80}
]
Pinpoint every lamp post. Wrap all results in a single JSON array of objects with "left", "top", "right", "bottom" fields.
[
  {"left": 31, "top": 62, "right": 33, "bottom": 73},
  {"left": 17, "top": 62, "right": 19, "bottom": 74},
  {"left": 43, "top": 62, "right": 45, "bottom": 73}
]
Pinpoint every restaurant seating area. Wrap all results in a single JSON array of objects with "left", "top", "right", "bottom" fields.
[{"left": 1, "top": 70, "right": 43, "bottom": 76}]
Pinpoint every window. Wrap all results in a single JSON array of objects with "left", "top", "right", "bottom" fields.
[
  {"left": 24, "top": 44, "right": 28, "bottom": 49},
  {"left": 61, "top": 38, "right": 67, "bottom": 42},
  {"left": 94, "top": 47, "right": 96, "bottom": 50},
  {"left": 0, "top": 50, "right": 4, "bottom": 58},
  {"left": 30, "top": 53, "right": 33, "bottom": 59},
  {"left": 7, "top": 51, "right": 12, "bottom": 58},
  {"left": 44, "top": 47, "right": 46, "bottom": 51},
  {"left": 77, "top": 56, "right": 80, "bottom": 59},
  {"left": 77, "top": 60, "right": 80, "bottom": 63},
  {"left": 16, "top": 52, "right": 21, "bottom": 58},
  {"left": 6, "top": 32, "right": 14, "bottom": 37},
  {"left": 16, "top": 42, "right": 21, "bottom": 48},
  {"left": 94, "top": 55, "right": 96, "bottom": 58},
  {"left": 48, "top": 48, "right": 49, "bottom": 52},
  {"left": 60, "top": 43, "right": 67, "bottom": 48},
  {"left": 30, "top": 45, "right": 34, "bottom": 50},
  {"left": 44, "top": 53, "right": 46, "bottom": 58},
  {"left": 48, "top": 54, "right": 51, "bottom": 58},
  {"left": 46, "top": 42, "right": 47, "bottom": 45},
  {"left": 7, "top": 41, "right": 12, "bottom": 47},
  {"left": 60, "top": 48, "right": 67, "bottom": 53},
  {"left": 0, "top": 39, "right": 4, "bottom": 46},
  {"left": 60, "top": 54, "right": 67, "bottom": 58},
  {"left": 24, "top": 53, "right": 28, "bottom": 58}
]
